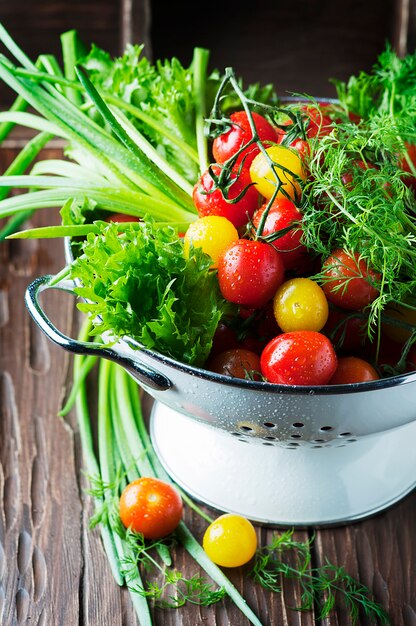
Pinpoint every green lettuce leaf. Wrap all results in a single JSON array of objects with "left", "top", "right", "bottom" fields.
[
  {"left": 70, "top": 221, "right": 232, "bottom": 366},
  {"left": 332, "top": 45, "right": 416, "bottom": 121}
]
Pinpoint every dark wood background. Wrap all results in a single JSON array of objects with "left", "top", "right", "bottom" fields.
[
  {"left": 1, "top": 1, "right": 416, "bottom": 625},
  {"left": 0, "top": 0, "right": 413, "bottom": 104}
]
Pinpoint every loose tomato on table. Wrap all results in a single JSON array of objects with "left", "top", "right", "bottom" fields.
[
  {"left": 119, "top": 477, "right": 183, "bottom": 540},
  {"left": 273, "top": 277, "right": 329, "bottom": 332},
  {"left": 260, "top": 330, "right": 337, "bottom": 385},
  {"left": 328, "top": 356, "right": 379, "bottom": 384},
  {"left": 217, "top": 239, "right": 285, "bottom": 309},
  {"left": 202, "top": 513, "right": 258, "bottom": 568},
  {"left": 212, "top": 110, "right": 278, "bottom": 168},
  {"left": 252, "top": 197, "right": 307, "bottom": 269},
  {"left": 192, "top": 164, "right": 261, "bottom": 229},
  {"left": 321, "top": 249, "right": 380, "bottom": 311}
]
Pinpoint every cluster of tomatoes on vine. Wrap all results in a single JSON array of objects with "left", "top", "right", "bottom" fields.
[{"left": 184, "top": 103, "right": 410, "bottom": 386}]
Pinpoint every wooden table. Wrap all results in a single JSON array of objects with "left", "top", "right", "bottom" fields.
[{"left": 1, "top": 141, "right": 416, "bottom": 626}]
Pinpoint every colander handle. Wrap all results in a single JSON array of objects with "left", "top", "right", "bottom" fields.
[{"left": 25, "top": 275, "right": 172, "bottom": 392}]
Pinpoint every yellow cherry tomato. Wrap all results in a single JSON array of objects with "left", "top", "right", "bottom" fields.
[
  {"left": 202, "top": 513, "right": 257, "bottom": 568},
  {"left": 273, "top": 277, "right": 329, "bottom": 332},
  {"left": 249, "top": 144, "right": 306, "bottom": 201},
  {"left": 183, "top": 216, "right": 239, "bottom": 268}
]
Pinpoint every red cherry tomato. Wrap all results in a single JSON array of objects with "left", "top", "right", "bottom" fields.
[
  {"left": 207, "top": 348, "right": 261, "bottom": 380},
  {"left": 321, "top": 249, "right": 380, "bottom": 311},
  {"left": 322, "top": 308, "right": 368, "bottom": 352},
  {"left": 398, "top": 142, "right": 416, "bottom": 189},
  {"left": 105, "top": 213, "right": 141, "bottom": 223},
  {"left": 260, "top": 330, "right": 337, "bottom": 385},
  {"left": 210, "top": 322, "right": 239, "bottom": 358},
  {"left": 341, "top": 159, "right": 378, "bottom": 189},
  {"left": 192, "top": 165, "right": 260, "bottom": 229},
  {"left": 252, "top": 198, "right": 307, "bottom": 269},
  {"left": 212, "top": 111, "right": 278, "bottom": 168},
  {"left": 301, "top": 105, "right": 333, "bottom": 139},
  {"left": 329, "top": 356, "right": 379, "bottom": 384},
  {"left": 289, "top": 137, "right": 310, "bottom": 160},
  {"left": 218, "top": 239, "right": 285, "bottom": 309},
  {"left": 119, "top": 477, "right": 183, "bottom": 540},
  {"left": 348, "top": 111, "right": 362, "bottom": 124}
]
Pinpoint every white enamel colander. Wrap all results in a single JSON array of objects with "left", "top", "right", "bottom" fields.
[{"left": 25, "top": 272, "right": 416, "bottom": 527}]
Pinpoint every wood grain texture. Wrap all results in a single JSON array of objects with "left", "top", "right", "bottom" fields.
[
  {"left": 1, "top": 146, "right": 415, "bottom": 624},
  {"left": 0, "top": 147, "right": 82, "bottom": 625},
  {"left": 1, "top": 0, "right": 416, "bottom": 622}
]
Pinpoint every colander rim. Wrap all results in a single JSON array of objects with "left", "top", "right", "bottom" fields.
[{"left": 121, "top": 334, "right": 416, "bottom": 396}]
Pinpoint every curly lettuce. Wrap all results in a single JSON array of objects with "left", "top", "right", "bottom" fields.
[{"left": 71, "top": 221, "right": 231, "bottom": 366}]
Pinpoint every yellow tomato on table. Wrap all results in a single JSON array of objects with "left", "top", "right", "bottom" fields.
[{"left": 203, "top": 513, "right": 257, "bottom": 567}]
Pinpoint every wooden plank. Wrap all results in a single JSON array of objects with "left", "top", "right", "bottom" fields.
[
  {"left": 0, "top": 0, "right": 152, "bottom": 108},
  {"left": 314, "top": 493, "right": 416, "bottom": 625},
  {"left": 0, "top": 145, "right": 82, "bottom": 625}
]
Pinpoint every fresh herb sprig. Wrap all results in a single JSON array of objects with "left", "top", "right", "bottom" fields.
[
  {"left": 252, "top": 529, "right": 390, "bottom": 625},
  {"left": 302, "top": 118, "right": 416, "bottom": 331},
  {"left": 332, "top": 44, "right": 416, "bottom": 121}
]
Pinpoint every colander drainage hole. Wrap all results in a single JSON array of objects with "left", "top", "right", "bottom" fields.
[
  {"left": 320, "top": 426, "right": 333, "bottom": 431},
  {"left": 339, "top": 432, "right": 352, "bottom": 437},
  {"left": 292, "top": 422, "right": 304, "bottom": 428},
  {"left": 240, "top": 426, "right": 253, "bottom": 432},
  {"left": 290, "top": 434, "right": 302, "bottom": 439},
  {"left": 263, "top": 422, "right": 276, "bottom": 428},
  {"left": 347, "top": 438, "right": 357, "bottom": 443},
  {"left": 313, "top": 439, "right": 325, "bottom": 443},
  {"left": 262, "top": 442, "right": 274, "bottom": 446},
  {"left": 264, "top": 436, "right": 276, "bottom": 441}
]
